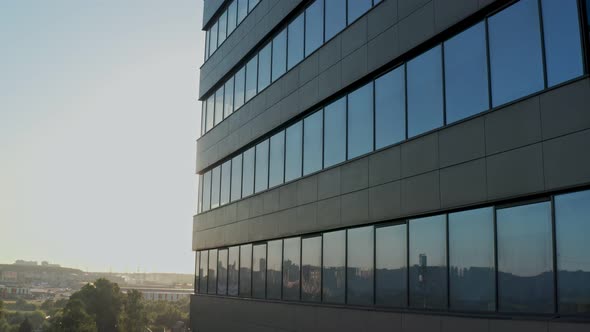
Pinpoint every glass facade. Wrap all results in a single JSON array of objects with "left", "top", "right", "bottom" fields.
[
  {"left": 283, "top": 237, "right": 301, "bottom": 301},
  {"left": 269, "top": 131, "right": 285, "bottom": 188},
  {"left": 245, "top": 56, "right": 258, "bottom": 102},
  {"left": 217, "top": 248, "right": 228, "bottom": 295},
  {"left": 267, "top": 239, "right": 283, "bottom": 300},
  {"left": 239, "top": 244, "right": 253, "bottom": 297},
  {"left": 376, "top": 224, "right": 407, "bottom": 307},
  {"left": 199, "top": 250, "right": 208, "bottom": 293},
  {"left": 208, "top": 249, "right": 217, "bottom": 294},
  {"left": 242, "top": 147, "right": 255, "bottom": 197},
  {"left": 287, "top": 15, "right": 304, "bottom": 70},
  {"left": 305, "top": 0, "right": 324, "bottom": 57},
  {"left": 271, "top": 30, "right": 287, "bottom": 82},
  {"left": 303, "top": 111, "right": 323, "bottom": 175},
  {"left": 347, "top": 226, "right": 374, "bottom": 305},
  {"left": 252, "top": 243, "right": 267, "bottom": 299},
  {"left": 228, "top": 246, "right": 239, "bottom": 296},
  {"left": 258, "top": 44, "right": 271, "bottom": 92},
  {"left": 285, "top": 122, "right": 303, "bottom": 182},
  {"left": 325, "top": 0, "right": 346, "bottom": 41},
  {"left": 255, "top": 139, "right": 269, "bottom": 193},
  {"left": 220, "top": 160, "right": 231, "bottom": 206},
  {"left": 230, "top": 154, "right": 242, "bottom": 202},
  {"left": 301, "top": 236, "right": 322, "bottom": 302},
  {"left": 347, "top": 83, "right": 374, "bottom": 159},
  {"left": 375, "top": 66, "right": 406, "bottom": 149},
  {"left": 323, "top": 97, "right": 346, "bottom": 168},
  {"left": 323, "top": 230, "right": 346, "bottom": 304}
]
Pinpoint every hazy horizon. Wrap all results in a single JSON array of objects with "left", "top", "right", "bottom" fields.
[{"left": 1, "top": 0, "right": 204, "bottom": 274}]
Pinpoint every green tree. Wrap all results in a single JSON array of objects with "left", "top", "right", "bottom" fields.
[
  {"left": 54, "top": 299, "right": 97, "bottom": 332},
  {"left": 121, "top": 290, "right": 147, "bottom": 332},
  {"left": 70, "top": 279, "right": 122, "bottom": 332},
  {"left": 41, "top": 299, "right": 55, "bottom": 312},
  {"left": 18, "top": 318, "right": 32, "bottom": 332},
  {"left": 0, "top": 299, "right": 4, "bottom": 319}
]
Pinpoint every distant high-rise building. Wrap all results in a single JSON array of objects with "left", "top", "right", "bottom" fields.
[{"left": 192, "top": 0, "right": 590, "bottom": 331}]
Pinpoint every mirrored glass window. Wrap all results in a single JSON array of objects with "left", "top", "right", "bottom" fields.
[
  {"left": 253, "top": 243, "right": 267, "bottom": 299},
  {"left": 489, "top": 0, "right": 544, "bottom": 106},
  {"left": 202, "top": 171, "right": 211, "bottom": 212},
  {"left": 248, "top": 0, "right": 259, "bottom": 12},
  {"left": 444, "top": 22, "right": 489, "bottom": 124},
  {"left": 449, "top": 208, "right": 495, "bottom": 311},
  {"left": 347, "top": 82, "right": 374, "bottom": 159},
  {"left": 201, "top": 102, "right": 207, "bottom": 136},
  {"left": 325, "top": 0, "right": 346, "bottom": 41},
  {"left": 409, "top": 215, "right": 447, "bottom": 309},
  {"left": 206, "top": 96, "right": 214, "bottom": 132},
  {"left": 272, "top": 30, "right": 287, "bottom": 82},
  {"left": 230, "top": 154, "right": 242, "bottom": 202},
  {"left": 210, "top": 166, "right": 221, "bottom": 209},
  {"left": 209, "top": 21, "right": 218, "bottom": 55},
  {"left": 199, "top": 250, "right": 208, "bottom": 293},
  {"left": 234, "top": 68, "right": 246, "bottom": 110},
  {"left": 288, "top": 15, "right": 305, "bottom": 70},
  {"left": 376, "top": 224, "right": 407, "bottom": 307},
  {"left": 218, "top": 11, "right": 227, "bottom": 46},
  {"left": 255, "top": 139, "right": 269, "bottom": 193},
  {"left": 375, "top": 66, "right": 405, "bottom": 149},
  {"left": 555, "top": 190, "right": 590, "bottom": 314},
  {"left": 323, "top": 230, "right": 346, "bottom": 303},
  {"left": 214, "top": 87, "right": 224, "bottom": 126},
  {"left": 242, "top": 147, "right": 255, "bottom": 197},
  {"left": 267, "top": 239, "right": 283, "bottom": 300},
  {"left": 195, "top": 252, "right": 201, "bottom": 293},
  {"left": 269, "top": 131, "right": 285, "bottom": 188},
  {"left": 224, "top": 77, "right": 234, "bottom": 118},
  {"left": 324, "top": 97, "right": 346, "bottom": 167},
  {"left": 217, "top": 249, "right": 228, "bottom": 295},
  {"left": 302, "top": 236, "right": 322, "bottom": 302},
  {"left": 347, "top": 226, "right": 374, "bottom": 305},
  {"left": 227, "top": 1, "right": 237, "bottom": 35},
  {"left": 348, "top": 0, "right": 372, "bottom": 24},
  {"left": 197, "top": 175, "right": 203, "bottom": 213},
  {"left": 303, "top": 110, "right": 323, "bottom": 175},
  {"left": 258, "top": 44, "right": 271, "bottom": 92},
  {"left": 228, "top": 246, "right": 240, "bottom": 296},
  {"left": 407, "top": 45, "right": 443, "bottom": 137},
  {"left": 208, "top": 249, "right": 218, "bottom": 294},
  {"left": 497, "top": 202, "right": 554, "bottom": 313},
  {"left": 285, "top": 121, "right": 303, "bottom": 182},
  {"left": 283, "top": 237, "right": 301, "bottom": 301},
  {"left": 245, "top": 55, "right": 258, "bottom": 102},
  {"left": 237, "top": 0, "right": 248, "bottom": 23},
  {"left": 240, "top": 244, "right": 253, "bottom": 297},
  {"left": 305, "top": 0, "right": 324, "bottom": 57},
  {"left": 220, "top": 160, "right": 231, "bottom": 206}
]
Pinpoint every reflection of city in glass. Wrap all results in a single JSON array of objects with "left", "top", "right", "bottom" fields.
[
  {"left": 227, "top": 246, "right": 239, "bottom": 296},
  {"left": 267, "top": 240, "right": 283, "bottom": 300},
  {"left": 302, "top": 236, "right": 321, "bottom": 302},
  {"left": 376, "top": 224, "right": 407, "bottom": 307},
  {"left": 252, "top": 244, "right": 267, "bottom": 299},
  {"left": 322, "top": 230, "right": 345, "bottom": 304},
  {"left": 283, "top": 237, "right": 301, "bottom": 301},
  {"left": 217, "top": 249, "right": 228, "bottom": 295},
  {"left": 347, "top": 227, "right": 374, "bottom": 305},
  {"left": 239, "top": 244, "right": 252, "bottom": 297}
]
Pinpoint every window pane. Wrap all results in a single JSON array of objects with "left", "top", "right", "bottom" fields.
[
  {"left": 407, "top": 45, "right": 443, "bottom": 137},
  {"left": 283, "top": 237, "right": 301, "bottom": 301},
  {"left": 208, "top": 249, "right": 218, "bottom": 294},
  {"left": 347, "top": 82, "right": 374, "bottom": 159},
  {"left": 287, "top": 15, "right": 304, "bottom": 70},
  {"left": 271, "top": 30, "right": 287, "bottom": 81},
  {"left": 220, "top": 161, "right": 231, "bottom": 206},
  {"left": 305, "top": 0, "right": 324, "bottom": 57},
  {"left": 258, "top": 44, "right": 271, "bottom": 92},
  {"left": 228, "top": 246, "right": 240, "bottom": 296},
  {"left": 245, "top": 55, "right": 258, "bottom": 102},
  {"left": 195, "top": 251, "right": 201, "bottom": 293},
  {"left": 204, "top": 31, "right": 209, "bottom": 60},
  {"left": 497, "top": 202, "right": 554, "bottom": 313},
  {"left": 230, "top": 154, "right": 242, "bottom": 202},
  {"left": 323, "top": 230, "right": 346, "bottom": 303},
  {"left": 214, "top": 86, "right": 224, "bottom": 126},
  {"left": 227, "top": 1, "right": 237, "bottom": 35},
  {"left": 209, "top": 22, "right": 218, "bottom": 55},
  {"left": 218, "top": 11, "right": 227, "bottom": 46},
  {"left": 218, "top": 249, "right": 228, "bottom": 295},
  {"left": 224, "top": 77, "right": 234, "bottom": 118},
  {"left": 285, "top": 121, "right": 303, "bottom": 182},
  {"left": 237, "top": 0, "right": 248, "bottom": 23},
  {"left": 234, "top": 68, "right": 246, "bottom": 110},
  {"left": 201, "top": 101, "right": 207, "bottom": 136},
  {"left": 325, "top": 0, "right": 346, "bottom": 41},
  {"left": 242, "top": 148, "right": 255, "bottom": 197},
  {"left": 555, "top": 190, "right": 590, "bottom": 314},
  {"left": 444, "top": 22, "right": 489, "bottom": 124},
  {"left": 240, "top": 244, "right": 253, "bottom": 297},
  {"left": 489, "top": 0, "right": 544, "bottom": 107},
  {"left": 269, "top": 131, "right": 285, "bottom": 188},
  {"left": 248, "top": 0, "right": 259, "bottom": 12},
  {"left": 199, "top": 250, "right": 208, "bottom": 293},
  {"left": 324, "top": 97, "right": 346, "bottom": 167},
  {"left": 267, "top": 239, "right": 283, "bottom": 300},
  {"left": 303, "top": 110, "right": 323, "bottom": 175},
  {"left": 376, "top": 224, "right": 407, "bottom": 307},
  {"left": 255, "top": 139, "right": 269, "bottom": 193},
  {"left": 449, "top": 207, "right": 495, "bottom": 311},
  {"left": 210, "top": 166, "right": 220, "bottom": 209},
  {"left": 197, "top": 175, "right": 203, "bottom": 213},
  {"left": 375, "top": 66, "right": 406, "bottom": 149},
  {"left": 347, "top": 226, "right": 374, "bottom": 305},
  {"left": 302, "top": 236, "right": 322, "bottom": 302},
  {"left": 542, "top": 0, "right": 584, "bottom": 87},
  {"left": 202, "top": 171, "right": 211, "bottom": 212},
  {"left": 206, "top": 96, "right": 214, "bottom": 132},
  {"left": 253, "top": 243, "right": 267, "bottom": 299},
  {"left": 409, "top": 215, "right": 447, "bottom": 309},
  {"left": 348, "top": 0, "right": 372, "bottom": 24}
]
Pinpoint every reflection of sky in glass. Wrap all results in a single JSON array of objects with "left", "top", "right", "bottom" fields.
[
  {"left": 302, "top": 236, "right": 322, "bottom": 301},
  {"left": 324, "top": 97, "right": 346, "bottom": 167},
  {"left": 199, "top": 250, "right": 208, "bottom": 292},
  {"left": 556, "top": 190, "right": 590, "bottom": 272},
  {"left": 228, "top": 246, "right": 240, "bottom": 296},
  {"left": 347, "top": 83, "right": 374, "bottom": 159},
  {"left": 325, "top": 0, "right": 346, "bottom": 41},
  {"left": 217, "top": 249, "right": 228, "bottom": 295},
  {"left": 208, "top": 249, "right": 217, "bottom": 294},
  {"left": 303, "top": 110, "right": 323, "bottom": 175},
  {"left": 348, "top": 227, "right": 374, "bottom": 270},
  {"left": 283, "top": 237, "right": 301, "bottom": 300},
  {"left": 257, "top": 44, "right": 271, "bottom": 92},
  {"left": 242, "top": 147, "right": 255, "bottom": 197},
  {"left": 287, "top": 15, "right": 304, "bottom": 70},
  {"left": 271, "top": 30, "right": 287, "bottom": 82},
  {"left": 269, "top": 131, "right": 285, "bottom": 187},
  {"left": 267, "top": 240, "right": 282, "bottom": 299},
  {"left": 305, "top": 0, "right": 324, "bottom": 57},
  {"left": 375, "top": 66, "right": 405, "bottom": 149},
  {"left": 230, "top": 154, "right": 242, "bottom": 202},
  {"left": 252, "top": 244, "right": 266, "bottom": 298},
  {"left": 376, "top": 224, "right": 406, "bottom": 270},
  {"left": 323, "top": 231, "right": 345, "bottom": 268},
  {"left": 285, "top": 122, "right": 303, "bottom": 181},
  {"left": 322, "top": 230, "right": 345, "bottom": 303},
  {"left": 409, "top": 215, "right": 446, "bottom": 267},
  {"left": 449, "top": 207, "right": 494, "bottom": 270},
  {"left": 254, "top": 140, "right": 269, "bottom": 193}
]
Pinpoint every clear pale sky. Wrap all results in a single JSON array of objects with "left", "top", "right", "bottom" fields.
[{"left": 0, "top": 0, "right": 203, "bottom": 274}]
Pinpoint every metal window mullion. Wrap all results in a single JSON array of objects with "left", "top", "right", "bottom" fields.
[
  {"left": 538, "top": 0, "right": 549, "bottom": 88},
  {"left": 441, "top": 43, "right": 447, "bottom": 126},
  {"left": 345, "top": 230, "right": 348, "bottom": 304},
  {"left": 551, "top": 196, "right": 559, "bottom": 314},
  {"left": 446, "top": 213, "right": 450, "bottom": 310},
  {"left": 406, "top": 220, "right": 410, "bottom": 308},
  {"left": 485, "top": 17, "right": 493, "bottom": 110},
  {"left": 493, "top": 206, "right": 499, "bottom": 312},
  {"left": 404, "top": 64, "right": 409, "bottom": 140}
]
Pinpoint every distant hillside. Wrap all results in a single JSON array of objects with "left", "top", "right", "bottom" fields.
[{"left": 0, "top": 264, "right": 83, "bottom": 274}]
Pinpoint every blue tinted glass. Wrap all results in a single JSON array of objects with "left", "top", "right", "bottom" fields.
[
  {"left": 285, "top": 121, "right": 303, "bottom": 182},
  {"left": 209, "top": 22, "right": 218, "bottom": 56},
  {"left": 239, "top": 244, "right": 252, "bottom": 297},
  {"left": 375, "top": 66, "right": 406, "bottom": 149},
  {"left": 195, "top": 252, "right": 200, "bottom": 292},
  {"left": 497, "top": 202, "right": 554, "bottom": 313},
  {"left": 325, "top": 0, "right": 346, "bottom": 40},
  {"left": 272, "top": 30, "right": 287, "bottom": 81},
  {"left": 220, "top": 160, "right": 231, "bottom": 206},
  {"left": 305, "top": 0, "right": 324, "bottom": 57},
  {"left": 407, "top": 46, "right": 443, "bottom": 137},
  {"left": 324, "top": 97, "right": 346, "bottom": 167},
  {"left": 555, "top": 190, "right": 590, "bottom": 314},
  {"left": 444, "top": 23, "right": 489, "bottom": 123},
  {"left": 227, "top": 1, "right": 237, "bottom": 34},
  {"left": 254, "top": 139, "right": 269, "bottom": 193},
  {"left": 542, "top": 0, "right": 584, "bottom": 87},
  {"left": 230, "top": 154, "right": 242, "bottom": 202},
  {"left": 269, "top": 131, "right": 285, "bottom": 188},
  {"left": 202, "top": 171, "right": 211, "bottom": 212},
  {"left": 258, "top": 44, "right": 271, "bottom": 92},
  {"left": 323, "top": 230, "right": 346, "bottom": 304},
  {"left": 303, "top": 110, "right": 323, "bottom": 175},
  {"left": 201, "top": 102, "right": 207, "bottom": 136},
  {"left": 489, "top": 0, "right": 544, "bottom": 107},
  {"left": 248, "top": 0, "right": 259, "bottom": 12},
  {"left": 288, "top": 15, "right": 305, "bottom": 70},
  {"left": 208, "top": 249, "right": 218, "bottom": 294},
  {"left": 449, "top": 208, "right": 495, "bottom": 311},
  {"left": 347, "top": 226, "right": 374, "bottom": 305},
  {"left": 267, "top": 239, "right": 283, "bottom": 300},
  {"left": 348, "top": 0, "right": 372, "bottom": 24},
  {"left": 234, "top": 68, "right": 246, "bottom": 110},
  {"left": 206, "top": 96, "right": 214, "bottom": 132},
  {"left": 237, "top": 0, "right": 248, "bottom": 23},
  {"left": 376, "top": 224, "right": 407, "bottom": 307},
  {"left": 347, "top": 83, "right": 374, "bottom": 159},
  {"left": 224, "top": 77, "right": 234, "bottom": 118},
  {"left": 242, "top": 147, "right": 255, "bottom": 197},
  {"left": 283, "top": 237, "right": 301, "bottom": 300},
  {"left": 302, "top": 236, "right": 322, "bottom": 302},
  {"left": 228, "top": 246, "right": 240, "bottom": 296},
  {"left": 197, "top": 175, "right": 203, "bottom": 213},
  {"left": 199, "top": 250, "right": 208, "bottom": 293},
  {"left": 204, "top": 31, "right": 209, "bottom": 60},
  {"left": 210, "top": 166, "right": 221, "bottom": 209},
  {"left": 252, "top": 244, "right": 267, "bottom": 299},
  {"left": 218, "top": 12, "right": 227, "bottom": 46},
  {"left": 245, "top": 55, "right": 258, "bottom": 101},
  {"left": 214, "top": 86, "right": 224, "bottom": 126},
  {"left": 217, "top": 249, "right": 228, "bottom": 295},
  {"left": 409, "top": 215, "right": 448, "bottom": 309}
]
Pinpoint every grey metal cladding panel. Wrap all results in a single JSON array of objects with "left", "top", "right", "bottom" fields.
[
  {"left": 434, "top": 0, "right": 479, "bottom": 32},
  {"left": 440, "top": 316, "right": 490, "bottom": 332},
  {"left": 547, "top": 322, "right": 590, "bottom": 332},
  {"left": 340, "top": 157, "right": 369, "bottom": 194},
  {"left": 203, "top": 0, "right": 226, "bottom": 28},
  {"left": 440, "top": 158, "right": 487, "bottom": 209},
  {"left": 489, "top": 320, "right": 548, "bottom": 332},
  {"left": 401, "top": 170, "right": 441, "bottom": 215},
  {"left": 398, "top": 1, "right": 435, "bottom": 54},
  {"left": 402, "top": 313, "right": 442, "bottom": 332},
  {"left": 543, "top": 129, "right": 590, "bottom": 190},
  {"left": 369, "top": 180, "right": 402, "bottom": 221},
  {"left": 401, "top": 132, "right": 439, "bottom": 178},
  {"left": 340, "top": 189, "right": 370, "bottom": 227},
  {"left": 368, "top": 0, "right": 399, "bottom": 40},
  {"left": 540, "top": 78, "right": 590, "bottom": 140},
  {"left": 369, "top": 145, "right": 402, "bottom": 186},
  {"left": 439, "top": 116, "right": 485, "bottom": 168}
]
